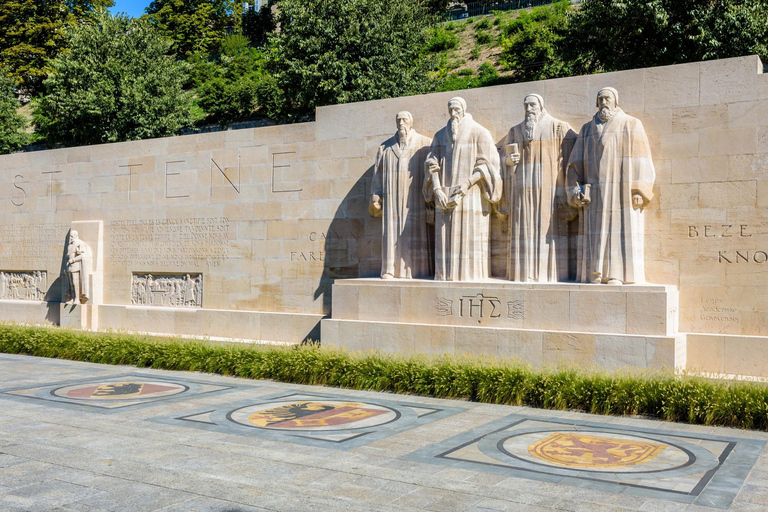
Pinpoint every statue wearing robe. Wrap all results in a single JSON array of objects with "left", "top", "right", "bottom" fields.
[
  {"left": 370, "top": 127, "right": 433, "bottom": 279},
  {"left": 497, "top": 108, "right": 576, "bottom": 282},
  {"left": 566, "top": 90, "right": 655, "bottom": 284},
  {"left": 425, "top": 102, "right": 502, "bottom": 281}
]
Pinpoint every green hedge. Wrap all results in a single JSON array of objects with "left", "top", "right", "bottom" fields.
[{"left": 2, "top": 324, "right": 768, "bottom": 430}]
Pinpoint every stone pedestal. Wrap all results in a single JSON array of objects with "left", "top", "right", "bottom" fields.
[
  {"left": 59, "top": 303, "right": 93, "bottom": 330},
  {"left": 322, "top": 279, "right": 681, "bottom": 371}
]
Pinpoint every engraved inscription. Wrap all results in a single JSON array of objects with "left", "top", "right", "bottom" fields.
[
  {"left": 718, "top": 251, "right": 768, "bottom": 264},
  {"left": 0, "top": 271, "right": 47, "bottom": 301},
  {"left": 460, "top": 293, "right": 501, "bottom": 319},
  {"left": 688, "top": 225, "right": 751, "bottom": 237},
  {"left": 131, "top": 273, "right": 202, "bottom": 307},
  {"left": 272, "top": 151, "right": 302, "bottom": 193},
  {"left": 436, "top": 297, "right": 453, "bottom": 316},
  {"left": 109, "top": 218, "right": 230, "bottom": 268},
  {"left": 699, "top": 298, "right": 738, "bottom": 323},
  {"left": 0, "top": 224, "right": 70, "bottom": 265},
  {"left": 507, "top": 300, "right": 525, "bottom": 320},
  {"left": 11, "top": 174, "right": 26, "bottom": 206}
]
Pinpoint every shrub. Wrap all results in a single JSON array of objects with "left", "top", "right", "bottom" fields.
[
  {"left": 426, "top": 27, "right": 459, "bottom": 52},
  {"left": 475, "top": 31, "right": 493, "bottom": 44}
]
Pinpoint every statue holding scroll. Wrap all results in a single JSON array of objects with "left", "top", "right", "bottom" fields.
[
  {"left": 425, "top": 97, "right": 502, "bottom": 281},
  {"left": 497, "top": 94, "right": 576, "bottom": 282},
  {"left": 369, "top": 111, "right": 433, "bottom": 279},
  {"left": 566, "top": 87, "right": 655, "bottom": 284},
  {"left": 64, "top": 230, "right": 92, "bottom": 304}
]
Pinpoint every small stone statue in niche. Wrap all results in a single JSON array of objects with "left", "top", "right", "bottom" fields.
[
  {"left": 497, "top": 94, "right": 577, "bottom": 283},
  {"left": 64, "top": 230, "right": 92, "bottom": 304},
  {"left": 370, "top": 111, "right": 433, "bottom": 279},
  {"left": 424, "top": 97, "right": 502, "bottom": 281},
  {"left": 566, "top": 87, "right": 655, "bottom": 285}
]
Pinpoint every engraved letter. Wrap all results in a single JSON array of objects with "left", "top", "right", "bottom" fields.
[
  {"left": 718, "top": 251, "right": 732, "bottom": 264},
  {"left": 688, "top": 226, "right": 698, "bottom": 238},
  {"left": 11, "top": 174, "right": 26, "bottom": 207}
]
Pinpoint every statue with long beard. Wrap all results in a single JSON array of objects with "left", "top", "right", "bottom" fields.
[{"left": 566, "top": 87, "right": 656, "bottom": 285}]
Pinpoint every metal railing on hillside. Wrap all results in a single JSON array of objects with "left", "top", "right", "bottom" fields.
[{"left": 447, "top": 0, "right": 574, "bottom": 20}]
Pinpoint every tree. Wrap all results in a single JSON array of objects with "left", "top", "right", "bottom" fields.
[
  {"left": 266, "top": 0, "right": 438, "bottom": 120},
  {"left": 145, "top": 0, "right": 236, "bottom": 57},
  {"left": 242, "top": 3, "right": 275, "bottom": 47},
  {"left": 0, "top": 68, "right": 27, "bottom": 154},
  {"left": 498, "top": 1, "right": 573, "bottom": 82},
  {"left": 0, "top": 0, "right": 114, "bottom": 95},
  {"left": 33, "top": 11, "right": 194, "bottom": 147},
  {"left": 564, "top": 0, "right": 768, "bottom": 74},
  {"left": 191, "top": 34, "right": 270, "bottom": 126}
]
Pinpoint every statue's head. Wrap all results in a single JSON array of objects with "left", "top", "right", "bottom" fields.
[
  {"left": 70, "top": 230, "right": 79, "bottom": 241},
  {"left": 524, "top": 94, "right": 544, "bottom": 115},
  {"left": 596, "top": 87, "right": 619, "bottom": 120},
  {"left": 396, "top": 111, "right": 413, "bottom": 137},
  {"left": 448, "top": 97, "right": 466, "bottom": 121}
]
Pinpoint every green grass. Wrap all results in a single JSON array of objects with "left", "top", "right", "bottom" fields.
[{"left": 2, "top": 323, "right": 768, "bottom": 430}]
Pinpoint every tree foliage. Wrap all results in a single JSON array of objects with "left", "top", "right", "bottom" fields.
[
  {"left": 33, "top": 12, "right": 194, "bottom": 147},
  {"left": 0, "top": 0, "right": 114, "bottom": 95},
  {"left": 266, "top": 0, "right": 438, "bottom": 120},
  {"left": 0, "top": 69, "right": 27, "bottom": 154},
  {"left": 190, "top": 35, "right": 270, "bottom": 127},
  {"left": 564, "top": 0, "right": 768, "bottom": 74},
  {"left": 498, "top": 0, "right": 572, "bottom": 82},
  {"left": 145, "top": 0, "right": 236, "bottom": 57}
]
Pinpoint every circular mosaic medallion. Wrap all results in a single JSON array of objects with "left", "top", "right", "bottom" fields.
[
  {"left": 499, "top": 430, "right": 693, "bottom": 473},
  {"left": 52, "top": 381, "right": 188, "bottom": 400},
  {"left": 228, "top": 400, "right": 399, "bottom": 431}
]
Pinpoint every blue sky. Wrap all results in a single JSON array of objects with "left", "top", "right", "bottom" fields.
[{"left": 109, "top": 0, "right": 152, "bottom": 18}]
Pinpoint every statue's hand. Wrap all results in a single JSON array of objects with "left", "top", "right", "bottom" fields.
[
  {"left": 369, "top": 194, "right": 383, "bottom": 217},
  {"left": 632, "top": 193, "right": 644, "bottom": 209},
  {"left": 506, "top": 153, "right": 520, "bottom": 168},
  {"left": 458, "top": 179, "right": 471, "bottom": 197},
  {"left": 434, "top": 188, "right": 450, "bottom": 210}
]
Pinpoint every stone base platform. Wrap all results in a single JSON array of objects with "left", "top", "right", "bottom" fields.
[
  {"left": 322, "top": 279, "right": 682, "bottom": 371},
  {"left": 0, "top": 300, "right": 321, "bottom": 344},
  {"left": 322, "top": 318, "right": 680, "bottom": 371},
  {"left": 329, "top": 279, "right": 679, "bottom": 336}
]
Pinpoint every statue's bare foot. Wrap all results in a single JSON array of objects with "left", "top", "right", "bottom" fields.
[
  {"left": 606, "top": 278, "right": 622, "bottom": 286},
  {"left": 382, "top": 273, "right": 394, "bottom": 280}
]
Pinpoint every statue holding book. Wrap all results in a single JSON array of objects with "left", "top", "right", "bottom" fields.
[{"left": 424, "top": 97, "right": 502, "bottom": 281}]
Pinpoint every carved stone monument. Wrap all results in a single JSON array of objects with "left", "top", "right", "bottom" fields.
[
  {"left": 0, "top": 55, "right": 767, "bottom": 377},
  {"left": 64, "top": 230, "right": 93, "bottom": 304},
  {"left": 425, "top": 97, "right": 503, "bottom": 281},
  {"left": 497, "top": 94, "right": 576, "bottom": 282},
  {"left": 566, "top": 87, "right": 656, "bottom": 285},
  {"left": 369, "top": 111, "right": 433, "bottom": 279}
]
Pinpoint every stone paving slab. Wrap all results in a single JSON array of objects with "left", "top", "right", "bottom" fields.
[{"left": 1, "top": 353, "right": 768, "bottom": 511}]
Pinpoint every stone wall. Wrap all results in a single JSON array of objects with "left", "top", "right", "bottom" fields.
[{"left": 0, "top": 56, "right": 766, "bottom": 360}]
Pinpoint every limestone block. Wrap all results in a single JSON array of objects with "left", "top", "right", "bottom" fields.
[
  {"left": 698, "top": 181, "right": 757, "bottom": 209},
  {"left": 542, "top": 332, "right": 596, "bottom": 368},
  {"left": 522, "top": 289, "right": 569, "bottom": 332},
  {"left": 699, "top": 127, "right": 758, "bottom": 157},
  {"left": 568, "top": 290, "right": 626, "bottom": 334},
  {"left": 595, "top": 335, "right": 648, "bottom": 371},
  {"left": 497, "top": 330, "right": 543, "bottom": 366},
  {"left": 627, "top": 289, "right": 676, "bottom": 336},
  {"left": 644, "top": 63, "right": 700, "bottom": 110},
  {"left": 700, "top": 56, "right": 760, "bottom": 106},
  {"left": 685, "top": 334, "right": 724, "bottom": 374},
  {"left": 0, "top": 300, "right": 58, "bottom": 326}
]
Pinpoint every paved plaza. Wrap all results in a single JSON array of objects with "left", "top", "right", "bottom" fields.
[{"left": 1, "top": 353, "right": 768, "bottom": 511}]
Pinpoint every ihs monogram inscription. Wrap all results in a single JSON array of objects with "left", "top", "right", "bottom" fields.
[{"left": 435, "top": 294, "right": 525, "bottom": 320}]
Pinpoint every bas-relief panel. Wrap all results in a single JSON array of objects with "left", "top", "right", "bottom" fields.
[
  {"left": 131, "top": 273, "right": 202, "bottom": 308},
  {"left": 0, "top": 271, "right": 47, "bottom": 301}
]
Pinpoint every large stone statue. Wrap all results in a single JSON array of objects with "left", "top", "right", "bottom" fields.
[
  {"left": 64, "top": 230, "right": 92, "bottom": 304},
  {"left": 369, "top": 111, "right": 433, "bottom": 279},
  {"left": 497, "top": 94, "right": 576, "bottom": 282},
  {"left": 425, "top": 97, "right": 502, "bottom": 281},
  {"left": 566, "top": 87, "right": 655, "bottom": 284}
]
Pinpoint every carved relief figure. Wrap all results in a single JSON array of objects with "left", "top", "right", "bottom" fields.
[
  {"left": 370, "top": 111, "right": 434, "bottom": 279},
  {"left": 566, "top": 87, "right": 655, "bottom": 284},
  {"left": 497, "top": 94, "right": 577, "bottom": 282},
  {"left": 130, "top": 273, "right": 202, "bottom": 307},
  {"left": 425, "top": 97, "right": 502, "bottom": 281},
  {"left": 64, "top": 230, "right": 92, "bottom": 304}
]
